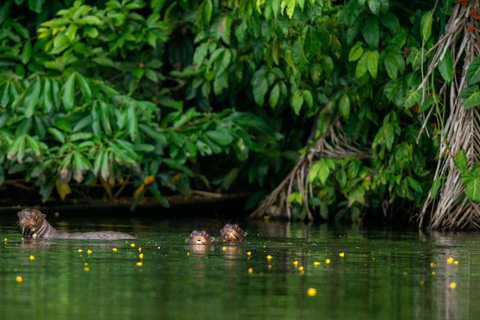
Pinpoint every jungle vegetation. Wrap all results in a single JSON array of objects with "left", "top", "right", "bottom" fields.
[{"left": 0, "top": 0, "right": 479, "bottom": 229}]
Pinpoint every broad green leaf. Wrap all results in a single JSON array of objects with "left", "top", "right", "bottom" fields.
[
  {"left": 28, "top": 0, "right": 44, "bottom": 13},
  {"left": 48, "top": 128, "right": 65, "bottom": 143},
  {"left": 384, "top": 53, "right": 398, "bottom": 80},
  {"left": 76, "top": 73, "right": 92, "bottom": 100},
  {"left": 303, "top": 90, "right": 313, "bottom": 109},
  {"left": 366, "top": 50, "right": 378, "bottom": 79},
  {"left": 55, "top": 117, "right": 71, "bottom": 132},
  {"left": 439, "top": 50, "right": 453, "bottom": 84},
  {"left": 466, "top": 56, "right": 480, "bottom": 85},
  {"left": 21, "top": 40, "right": 32, "bottom": 64},
  {"left": 127, "top": 104, "right": 138, "bottom": 140},
  {"left": 348, "top": 42, "right": 363, "bottom": 62},
  {"left": 404, "top": 89, "right": 421, "bottom": 108},
  {"left": 252, "top": 73, "right": 268, "bottom": 106},
  {"left": 367, "top": 0, "right": 380, "bottom": 15},
  {"left": 356, "top": 52, "right": 368, "bottom": 78},
  {"left": 269, "top": 83, "right": 280, "bottom": 108},
  {"left": 460, "top": 85, "right": 480, "bottom": 109},
  {"left": 339, "top": 94, "right": 350, "bottom": 120},
  {"left": 291, "top": 90, "right": 304, "bottom": 115},
  {"left": 62, "top": 73, "right": 76, "bottom": 110},
  {"left": 462, "top": 170, "right": 480, "bottom": 202},
  {"left": 455, "top": 150, "right": 468, "bottom": 175},
  {"left": 380, "top": 12, "right": 400, "bottom": 33},
  {"left": 421, "top": 11, "right": 433, "bottom": 41},
  {"left": 203, "top": 0, "right": 213, "bottom": 25},
  {"left": 362, "top": 15, "right": 379, "bottom": 48},
  {"left": 205, "top": 129, "right": 234, "bottom": 146},
  {"left": 24, "top": 78, "right": 41, "bottom": 118}
]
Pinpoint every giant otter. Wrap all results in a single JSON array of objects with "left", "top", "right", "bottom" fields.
[
  {"left": 220, "top": 224, "right": 247, "bottom": 243},
  {"left": 18, "top": 208, "right": 135, "bottom": 240},
  {"left": 185, "top": 230, "right": 214, "bottom": 244}
]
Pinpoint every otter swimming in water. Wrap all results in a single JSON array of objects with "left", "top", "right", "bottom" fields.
[
  {"left": 18, "top": 208, "right": 135, "bottom": 240},
  {"left": 185, "top": 230, "right": 214, "bottom": 245},
  {"left": 220, "top": 224, "right": 247, "bottom": 243}
]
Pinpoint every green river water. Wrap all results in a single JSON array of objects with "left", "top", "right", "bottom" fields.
[{"left": 0, "top": 214, "right": 479, "bottom": 320}]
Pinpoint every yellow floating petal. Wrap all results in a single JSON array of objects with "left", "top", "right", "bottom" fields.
[
  {"left": 29, "top": 255, "right": 35, "bottom": 261},
  {"left": 16, "top": 276, "right": 23, "bottom": 283},
  {"left": 450, "top": 282, "right": 456, "bottom": 289},
  {"left": 307, "top": 288, "right": 316, "bottom": 296},
  {"left": 339, "top": 253, "right": 345, "bottom": 257}
]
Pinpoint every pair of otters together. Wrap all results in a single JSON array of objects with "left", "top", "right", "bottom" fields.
[{"left": 18, "top": 207, "right": 247, "bottom": 243}]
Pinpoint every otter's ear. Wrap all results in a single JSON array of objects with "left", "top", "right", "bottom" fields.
[
  {"left": 210, "top": 237, "right": 215, "bottom": 242},
  {"left": 185, "top": 238, "right": 189, "bottom": 244},
  {"left": 243, "top": 232, "right": 248, "bottom": 236},
  {"left": 17, "top": 212, "right": 22, "bottom": 217},
  {"left": 42, "top": 214, "right": 46, "bottom": 218}
]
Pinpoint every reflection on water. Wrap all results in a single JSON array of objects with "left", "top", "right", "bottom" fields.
[{"left": 0, "top": 216, "right": 480, "bottom": 320}]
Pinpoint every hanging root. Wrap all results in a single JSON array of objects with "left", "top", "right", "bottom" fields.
[
  {"left": 419, "top": 1, "right": 480, "bottom": 229},
  {"left": 250, "top": 121, "right": 369, "bottom": 221}
]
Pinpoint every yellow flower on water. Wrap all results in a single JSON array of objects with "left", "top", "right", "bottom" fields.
[
  {"left": 313, "top": 261, "right": 321, "bottom": 266},
  {"left": 307, "top": 288, "right": 316, "bottom": 296},
  {"left": 268, "top": 265, "right": 272, "bottom": 269},
  {"left": 29, "top": 255, "right": 35, "bottom": 261},
  {"left": 4, "top": 238, "right": 7, "bottom": 242},
  {"left": 299, "top": 266, "right": 304, "bottom": 271},
  {"left": 139, "top": 253, "right": 144, "bottom": 259},
  {"left": 84, "top": 262, "right": 88, "bottom": 266},
  {"left": 420, "top": 280, "right": 425, "bottom": 286},
  {"left": 112, "top": 248, "right": 118, "bottom": 252},
  {"left": 84, "top": 267, "right": 90, "bottom": 272},
  {"left": 138, "top": 247, "right": 142, "bottom": 253},
  {"left": 339, "top": 253, "right": 345, "bottom": 258},
  {"left": 78, "top": 249, "right": 83, "bottom": 253},
  {"left": 136, "top": 262, "right": 143, "bottom": 267},
  {"left": 432, "top": 271, "right": 436, "bottom": 275},
  {"left": 87, "top": 250, "right": 92, "bottom": 254},
  {"left": 447, "top": 257, "right": 454, "bottom": 264},
  {"left": 293, "top": 260, "right": 299, "bottom": 266},
  {"left": 223, "top": 247, "right": 227, "bottom": 251},
  {"left": 267, "top": 255, "right": 272, "bottom": 260},
  {"left": 157, "top": 247, "right": 161, "bottom": 250},
  {"left": 300, "top": 270, "right": 305, "bottom": 275},
  {"left": 248, "top": 268, "right": 253, "bottom": 274},
  {"left": 130, "top": 243, "right": 136, "bottom": 248},
  {"left": 430, "top": 262, "right": 434, "bottom": 267},
  {"left": 450, "top": 282, "right": 456, "bottom": 289},
  {"left": 326, "top": 259, "right": 331, "bottom": 264},
  {"left": 187, "top": 253, "right": 190, "bottom": 256},
  {"left": 454, "top": 261, "right": 459, "bottom": 265},
  {"left": 247, "top": 251, "right": 251, "bottom": 256},
  {"left": 16, "top": 276, "right": 23, "bottom": 283}
]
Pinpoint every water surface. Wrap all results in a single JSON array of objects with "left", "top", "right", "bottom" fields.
[{"left": 0, "top": 215, "right": 479, "bottom": 320}]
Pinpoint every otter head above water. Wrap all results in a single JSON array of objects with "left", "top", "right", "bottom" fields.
[
  {"left": 18, "top": 208, "right": 46, "bottom": 238},
  {"left": 220, "top": 224, "right": 247, "bottom": 243},
  {"left": 185, "top": 230, "right": 214, "bottom": 245}
]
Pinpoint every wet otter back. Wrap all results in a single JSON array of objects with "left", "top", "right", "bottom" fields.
[{"left": 65, "top": 231, "right": 136, "bottom": 240}]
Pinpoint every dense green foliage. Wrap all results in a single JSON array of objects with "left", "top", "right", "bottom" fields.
[{"left": 0, "top": 0, "right": 454, "bottom": 221}]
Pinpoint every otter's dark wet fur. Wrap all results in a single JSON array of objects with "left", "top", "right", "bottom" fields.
[
  {"left": 185, "top": 230, "right": 215, "bottom": 245},
  {"left": 18, "top": 208, "right": 135, "bottom": 240},
  {"left": 220, "top": 224, "right": 247, "bottom": 243}
]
